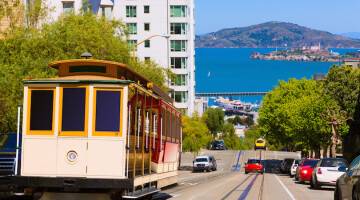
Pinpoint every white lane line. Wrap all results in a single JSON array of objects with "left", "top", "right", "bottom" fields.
[{"left": 274, "top": 175, "right": 296, "bottom": 200}]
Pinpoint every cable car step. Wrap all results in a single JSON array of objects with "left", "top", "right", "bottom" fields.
[{"left": 122, "top": 187, "right": 160, "bottom": 199}]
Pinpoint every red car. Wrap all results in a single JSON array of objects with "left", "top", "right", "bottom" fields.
[
  {"left": 297, "top": 158, "right": 319, "bottom": 183},
  {"left": 245, "top": 159, "right": 264, "bottom": 174}
]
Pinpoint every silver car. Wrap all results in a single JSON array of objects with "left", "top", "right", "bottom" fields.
[{"left": 193, "top": 156, "right": 217, "bottom": 172}]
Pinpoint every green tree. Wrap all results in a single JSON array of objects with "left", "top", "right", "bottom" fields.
[
  {"left": 258, "top": 78, "right": 334, "bottom": 156},
  {"left": 221, "top": 122, "right": 247, "bottom": 150},
  {"left": 0, "top": 6, "right": 174, "bottom": 133},
  {"left": 202, "top": 108, "right": 225, "bottom": 138},
  {"left": 244, "top": 116, "right": 254, "bottom": 126},
  {"left": 182, "top": 114, "right": 212, "bottom": 154},
  {"left": 233, "top": 115, "right": 242, "bottom": 125},
  {"left": 322, "top": 65, "right": 360, "bottom": 160}
]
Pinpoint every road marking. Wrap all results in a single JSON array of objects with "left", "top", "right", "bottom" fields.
[
  {"left": 170, "top": 194, "right": 181, "bottom": 198},
  {"left": 226, "top": 174, "right": 242, "bottom": 182},
  {"left": 238, "top": 174, "right": 258, "bottom": 200},
  {"left": 233, "top": 150, "right": 243, "bottom": 171},
  {"left": 274, "top": 175, "right": 296, "bottom": 200}
]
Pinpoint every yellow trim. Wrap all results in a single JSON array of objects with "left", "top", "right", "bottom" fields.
[
  {"left": 92, "top": 88, "right": 123, "bottom": 137},
  {"left": 58, "top": 85, "right": 89, "bottom": 136},
  {"left": 27, "top": 88, "right": 56, "bottom": 135}
]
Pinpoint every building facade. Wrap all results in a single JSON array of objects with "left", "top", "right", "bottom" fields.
[{"left": 28, "top": 0, "right": 196, "bottom": 115}]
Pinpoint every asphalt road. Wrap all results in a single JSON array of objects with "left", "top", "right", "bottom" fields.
[{"left": 154, "top": 150, "right": 335, "bottom": 200}]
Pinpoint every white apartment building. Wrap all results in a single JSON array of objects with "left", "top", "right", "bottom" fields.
[{"left": 27, "top": 0, "right": 195, "bottom": 115}]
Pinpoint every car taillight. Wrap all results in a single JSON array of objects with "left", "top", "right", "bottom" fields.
[
  {"left": 293, "top": 166, "right": 295, "bottom": 169},
  {"left": 318, "top": 168, "right": 322, "bottom": 174}
]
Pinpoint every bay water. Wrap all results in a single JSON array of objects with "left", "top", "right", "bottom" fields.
[{"left": 195, "top": 48, "right": 360, "bottom": 104}]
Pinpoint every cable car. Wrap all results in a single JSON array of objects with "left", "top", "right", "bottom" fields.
[{"left": 1, "top": 58, "right": 182, "bottom": 199}]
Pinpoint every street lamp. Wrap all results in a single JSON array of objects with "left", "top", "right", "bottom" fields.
[{"left": 132, "top": 35, "right": 170, "bottom": 61}]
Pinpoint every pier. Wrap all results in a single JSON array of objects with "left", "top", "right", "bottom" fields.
[{"left": 195, "top": 92, "right": 267, "bottom": 97}]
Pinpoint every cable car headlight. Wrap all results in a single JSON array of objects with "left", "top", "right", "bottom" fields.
[{"left": 67, "top": 151, "right": 78, "bottom": 162}]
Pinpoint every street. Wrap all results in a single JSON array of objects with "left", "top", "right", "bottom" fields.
[{"left": 154, "top": 150, "right": 334, "bottom": 200}]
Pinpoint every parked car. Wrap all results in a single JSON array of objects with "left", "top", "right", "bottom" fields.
[
  {"left": 296, "top": 158, "right": 319, "bottom": 183},
  {"left": 254, "top": 139, "right": 266, "bottom": 150},
  {"left": 211, "top": 140, "right": 225, "bottom": 150},
  {"left": 280, "top": 158, "right": 295, "bottom": 174},
  {"left": 334, "top": 155, "right": 360, "bottom": 200},
  {"left": 310, "top": 158, "right": 348, "bottom": 189},
  {"left": 245, "top": 159, "right": 264, "bottom": 174},
  {"left": 193, "top": 156, "right": 217, "bottom": 172},
  {"left": 290, "top": 159, "right": 301, "bottom": 178}
]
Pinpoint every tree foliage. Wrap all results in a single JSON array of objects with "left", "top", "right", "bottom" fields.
[
  {"left": 322, "top": 65, "right": 360, "bottom": 116},
  {"left": 258, "top": 78, "right": 338, "bottom": 155},
  {"left": 220, "top": 122, "right": 247, "bottom": 150},
  {"left": 182, "top": 114, "right": 212, "bottom": 154},
  {"left": 202, "top": 108, "right": 225, "bottom": 138},
  {"left": 0, "top": 5, "right": 174, "bottom": 133}
]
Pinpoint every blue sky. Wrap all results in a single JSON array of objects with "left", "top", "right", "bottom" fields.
[{"left": 195, "top": 0, "right": 360, "bottom": 35}]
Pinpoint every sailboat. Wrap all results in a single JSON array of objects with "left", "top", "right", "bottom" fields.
[{"left": 208, "top": 72, "right": 211, "bottom": 77}]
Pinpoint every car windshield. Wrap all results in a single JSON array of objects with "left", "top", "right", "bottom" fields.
[
  {"left": 257, "top": 140, "right": 264, "bottom": 143},
  {"left": 303, "top": 160, "right": 318, "bottom": 167},
  {"left": 195, "top": 158, "right": 208, "bottom": 162},
  {"left": 320, "top": 159, "right": 348, "bottom": 168},
  {"left": 214, "top": 140, "right": 224, "bottom": 145},
  {"left": 248, "top": 159, "right": 261, "bottom": 164}
]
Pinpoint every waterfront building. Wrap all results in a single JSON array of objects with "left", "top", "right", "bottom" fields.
[{"left": 26, "top": 0, "right": 196, "bottom": 115}]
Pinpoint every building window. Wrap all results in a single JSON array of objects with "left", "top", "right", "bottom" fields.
[
  {"left": 170, "top": 6, "right": 187, "bottom": 17},
  {"left": 144, "top": 5, "right": 149, "bottom": 13},
  {"left": 128, "top": 40, "right": 137, "bottom": 51},
  {"left": 171, "top": 57, "right": 187, "bottom": 69},
  {"left": 171, "top": 40, "right": 187, "bottom": 52},
  {"left": 144, "top": 57, "right": 150, "bottom": 63},
  {"left": 126, "top": 23, "right": 137, "bottom": 34},
  {"left": 170, "top": 23, "right": 187, "bottom": 35},
  {"left": 171, "top": 74, "right": 187, "bottom": 86},
  {"left": 145, "top": 40, "right": 150, "bottom": 48},
  {"left": 170, "top": 91, "right": 188, "bottom": 103},
  {"left": 62, "top": 2, "right": 74, "bottom": 14},
  {"left": 126, "top": 6, "right": 136, "bottom": 17},
  {"left": 144, "top": 23, "right": 150, "bottom": 31},
  {"left": 99, "top": 6, "right": 112, "bottom": 19}
]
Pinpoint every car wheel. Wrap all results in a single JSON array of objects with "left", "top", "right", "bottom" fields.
[
  {"left": 353, "top": 187, "right": 359, "bottom": 200},
  {"left": 310, "top": 177, "right": 314, "bottom": 189},
  {"left": 334, "top": 184, "right": 342, "bottom": 200},
  {"left": 206, "top": 168, "right": 211, "bottom": 172},
  {"left": 245, "top": 170, "right": 248, "bottom": 174},
  {"left": 314, "top": 176, "right": 321, "bottom": 190},
  {"left": 298, "top": 176, "right": 303, "bottom": 184}
]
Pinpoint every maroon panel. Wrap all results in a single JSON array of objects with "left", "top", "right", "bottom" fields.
[{"left": 164, "top": 142, "right": 178, "bottom": 163}]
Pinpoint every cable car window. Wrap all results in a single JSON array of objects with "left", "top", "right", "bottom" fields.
[
  {"left": 29, "top": 90, "right": 54, "bottom": 131},
  {"left": 176, "top": 116, "right": 179, "bottom": 140},
  {"left": 95, "top": 90, "right": 121, "bottom": 132},
  {"left": 69, "top": 65, "right": 106, "bottom": 73},
  {"left": 61, "top": 88, "right": 86, "bottom": 131},
  {"left": 172, "top": 113, "right": 175, "bottom": 141},
  {"left": 167, "top": 110, "right": 171, "bottom": 139},
  {"left": 162, "top": 107, "right": 166, "bottom": 137}
]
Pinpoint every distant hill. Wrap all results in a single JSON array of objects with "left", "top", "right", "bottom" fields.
[
  {"left": 195, "top": 22, "right": 360, "bottom": 48},
  {"left": 339, "top": 32, "right": 360, "bottom": 40}
]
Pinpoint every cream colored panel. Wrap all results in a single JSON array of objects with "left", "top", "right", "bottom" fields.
[
  {"left": 163, "top": 163, "right": 169, "bottom": 172},
  {"left": 22, "top": 137, "right": 57, "bottom": 176},
  {"left": 87, "top": 139, "right": 125, "bottom": 178},
  {"left": 56, "top": 138, "right": 87, "bottom": 177}
]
